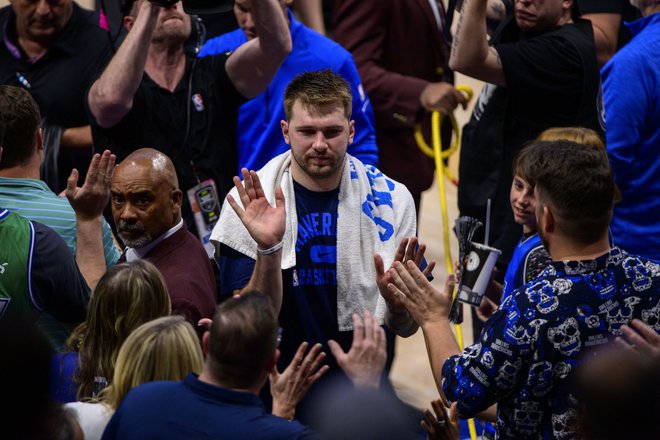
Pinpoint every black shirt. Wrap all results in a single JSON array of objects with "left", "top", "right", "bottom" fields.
[
  {"left": 458, "top": 19, "right": 601, "bottom": 267},
  {"left": 577, "top": 0, "right": 641, "bottom": 50},
  {"left": 91, "top": 53, "right": 245, "bottom": 232},
  {"left": 0, "top": 4, "right": 110, "bottom": 130},
  {"left": 31, "top": 221, "right": 90, "bottom": 324}
]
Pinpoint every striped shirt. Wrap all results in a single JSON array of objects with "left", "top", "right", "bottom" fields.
[{"left": 0, "top": 177, "right": 120, "bottom": 266}]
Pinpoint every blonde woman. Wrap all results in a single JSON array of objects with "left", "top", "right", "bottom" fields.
[
  {"left": 66, "top": 315, "right": 204, "bottom": 440},
  {"left": 51, "top": 260, "right": 172, "bottom": 402}
]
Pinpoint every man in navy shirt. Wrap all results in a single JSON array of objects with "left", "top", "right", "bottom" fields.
[
  {"left": 211, "top": 70, "right": 432, "bottom": 421},
  {"left": 102, "top": 292, "right": 321, "bottom": 439},
  {"left": 388, "top": 139, "right": 660, "bottom": 439}
]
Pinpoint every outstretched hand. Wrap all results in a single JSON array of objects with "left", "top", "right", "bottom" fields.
[
  {"left": 270, "top": 342, "right": 329, "bottom": 420},
  {"left": 616, "top": 319, "right": 660, "bottom": 364},
  {"left": 387, "top": 262, "right": 455, "bottom": 327},
  {"left": 328, "top": 311, "right": 387, "bottom": 389},
  {"left": 227, "top": 168, "right": 286, "bottom": 250},
  {"left": 375, "top": 237, "right": 436, "bottom": 310},
  {"left": 422, "top": 398, "right": 460, "bottom": 440},
  {"left": 66, "top": 150, "right": 115, "bottom": 221}
]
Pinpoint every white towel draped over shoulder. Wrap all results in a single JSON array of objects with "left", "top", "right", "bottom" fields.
[{"left": 210, "top": 152, "right": 417, "bottom": 331}]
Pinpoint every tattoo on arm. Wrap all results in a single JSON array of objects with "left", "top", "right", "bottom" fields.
[
  {"left": 487, "top": 0, "right": 507, "bottom": 21},
  {"left": 451, "top": 1, "right": 466, "bottom": 58}
]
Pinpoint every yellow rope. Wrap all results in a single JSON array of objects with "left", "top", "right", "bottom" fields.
[{"left": 416, "top": 86, "right": 479, "bottom": 440}]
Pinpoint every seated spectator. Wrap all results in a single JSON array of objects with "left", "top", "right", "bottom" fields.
[
  {"left": 0, "top": 84, "right": 120, "bottom": 350},
  {"left": 602, "top": 0, "right": 660, "bottom": 262},
  {"left": 198, "top": 0, "right": 378, "bottom": 173},
  {"left": 110, "top": 148, "right": 217, "bottom": 332},
  {"left": 51, "top": 260, "right": 171, "bottom": 403},
  {"left": 66, "top": 315, "right": 203, "bottom": 440},
  {"left": 101, "top": 292, "right": 325, "bottom": 439},
  {"left": 387, "top": 139, "right": 660, "bottom": 438}
]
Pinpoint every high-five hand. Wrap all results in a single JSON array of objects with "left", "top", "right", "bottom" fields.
[
  {"left": 375, "top": 237, "right": 436, "bottom": 310},
  {"left": 227, "top": 168, "right": 286, "bottom": 250}
]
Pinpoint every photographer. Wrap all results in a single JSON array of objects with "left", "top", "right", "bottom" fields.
[{"left": 87, "top": 0, "right": 291, "bottom": 234}]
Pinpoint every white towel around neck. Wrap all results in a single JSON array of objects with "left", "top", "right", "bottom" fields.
[{"left": 210, "top": 152, "right": 416, "bottom": 331}]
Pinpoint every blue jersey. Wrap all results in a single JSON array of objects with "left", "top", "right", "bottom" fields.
[{"left": 501, "top": 233, "right": 549, "bottom": 304}]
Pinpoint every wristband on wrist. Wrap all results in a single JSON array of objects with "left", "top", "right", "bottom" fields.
[{"left": 257, "top": 240, "right": 284, "bottom": 255}]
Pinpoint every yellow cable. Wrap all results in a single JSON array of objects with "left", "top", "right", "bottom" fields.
[{"left": 420, "top": 86, "right": 479, "bottom": 440}]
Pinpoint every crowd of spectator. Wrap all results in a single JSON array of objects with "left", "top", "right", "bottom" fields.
[{"left": 0, "top": 0, "right": 658, "bottom": 439}]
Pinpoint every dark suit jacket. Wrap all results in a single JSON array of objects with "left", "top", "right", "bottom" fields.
[
  {"left": 121, "top": 227, "right": 217, "bottom": 334},
  {"left": 332, "top": 0, "right": 453, "bottom": 194}
]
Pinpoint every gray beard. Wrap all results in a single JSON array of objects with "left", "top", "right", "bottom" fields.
[
  {"left": 120, "top": 233, "right": 153, "bottom": 249},
  {"left": 117, "top": 221, "right": 153, "bottom": 249}
]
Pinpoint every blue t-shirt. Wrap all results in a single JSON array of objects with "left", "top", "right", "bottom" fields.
[
  {"left": 102, "top": 373, "right": 317, "bottom": 440},
  {"left": 220, "top": 181, "right": 397, "bottom": 421},
  {"left": 221, "top": 181, "right": 349, "bottom": 368}
]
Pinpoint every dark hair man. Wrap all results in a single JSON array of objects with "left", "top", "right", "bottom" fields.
[
  {"left": 110, "top": 148, "right": 216, "bottom": 333},
  {"left": 102, "top": 292, "right": 323, "bottom": 439},
  {"left": 387, "top": 140, "right": 660, "bottom": 439},
  {"left": 212, "top": 69, "right": 432, "bottom": 420},
  {"left": 451, "top": 0, "right": 602, "bottom": 278},
  {"left": 0, "top": 86, "right": 119, "bottom": 269},
  {"left": 0, "top": 0, "right": 111, "bottom": 192},
  {"left": 0, "top": 94, "right": 113, "bottom": 348},
  {"left": 88, "top": 0, "right": 292, "bottom": 240},
  {"left": 0, "top": 84, "right": 120, "bottom": 350}
]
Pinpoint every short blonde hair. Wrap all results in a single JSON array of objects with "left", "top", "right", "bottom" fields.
[
  {"left": 283, "top": 69, "right": 352, "bottom": 121},
  {"left": 534, "top": 127, "right": 619, "bottom": 202},
  {"left": 536, "top": 127, "right": 605, "bottom": 151},
  {"left": 101, "top": 316, "right": 203, "bottom": 409}
]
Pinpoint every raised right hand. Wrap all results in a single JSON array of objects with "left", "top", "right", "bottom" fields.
[{"left": 227, "top": 168, "right": 286, "bottom": 250}]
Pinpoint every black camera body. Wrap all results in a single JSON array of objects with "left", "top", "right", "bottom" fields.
[{"left": 150, "top": 0, "right": 234, "bottom": 14}]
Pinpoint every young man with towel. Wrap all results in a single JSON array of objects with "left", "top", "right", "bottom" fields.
[{"left": 212, "top": 69, "right": 432, "bottom": 423}]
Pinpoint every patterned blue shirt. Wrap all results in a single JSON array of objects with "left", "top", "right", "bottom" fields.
[{"left": 442, "top": 247, "right": 660, "bottom": 439}]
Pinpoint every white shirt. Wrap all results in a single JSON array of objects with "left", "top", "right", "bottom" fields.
[{"left": 65, "top": 401, "right": 114, "bottom": 440}]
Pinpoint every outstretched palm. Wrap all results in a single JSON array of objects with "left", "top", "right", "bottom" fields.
[{"left": 227, "top": 168, "right": 286, "bottom": 249}]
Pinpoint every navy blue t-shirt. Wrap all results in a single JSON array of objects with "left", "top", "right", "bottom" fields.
[
  {"left": 221, "top": 181, "right": 349, "bottom": 369},
  {"left": 220, "top": 181, "right": 398, "bottom": 420}
]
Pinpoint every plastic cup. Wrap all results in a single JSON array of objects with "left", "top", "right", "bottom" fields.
[{"left": 457, "top": 242, "right": 501, "bottom": 306}]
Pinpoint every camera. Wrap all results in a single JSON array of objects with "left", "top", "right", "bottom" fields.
[{"left": 150, "top": 0, "right": 234, "bottom": 14}]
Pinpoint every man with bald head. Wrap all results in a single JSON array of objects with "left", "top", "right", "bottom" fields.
[{"left": 111, "top": 148, "right": 216, "bottom": 330}]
